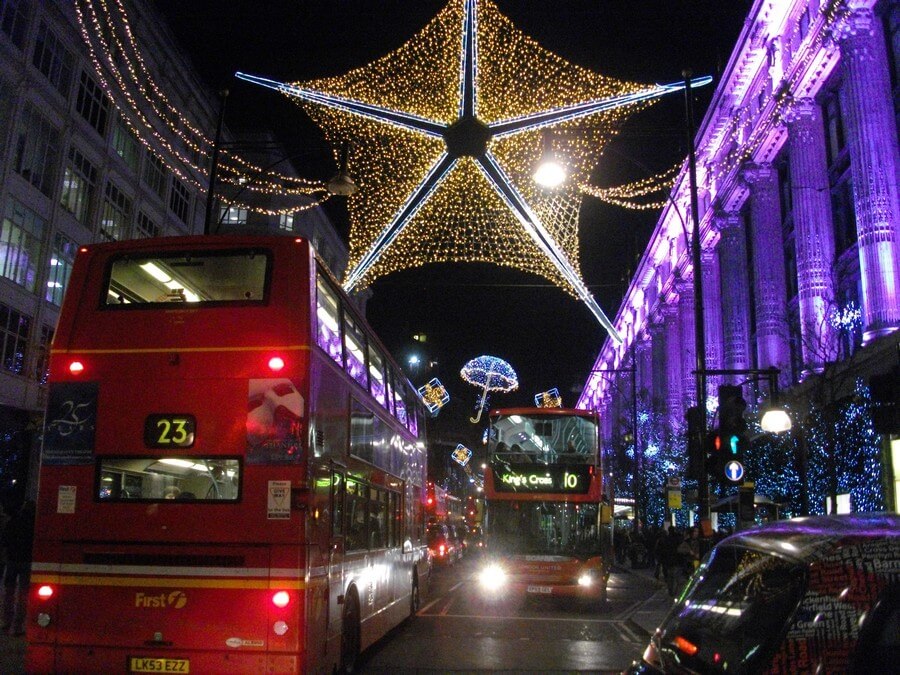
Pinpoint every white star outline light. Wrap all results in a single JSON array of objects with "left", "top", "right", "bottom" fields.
[{"left": 237, "top": 0, "right": 710, "bottom": 344}]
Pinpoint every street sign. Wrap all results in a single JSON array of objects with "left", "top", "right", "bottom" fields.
[
  {"left": 724, "top": 460, "right": 744, "bottom": 483},
  {"left": 667, "top": 476, "right": 681, "bottom": 489}
]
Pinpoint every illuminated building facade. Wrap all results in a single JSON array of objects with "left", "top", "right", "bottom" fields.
[
  {"left": 579, "top": 0, "right": 899, "bottom": 515},
  {"left": 0, "top": 0, "right": 346, "bottom": 500}
]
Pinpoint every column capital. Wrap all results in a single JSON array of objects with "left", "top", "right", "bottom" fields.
[
  {"left": 833, "top": 6, "right": 878, "bottom": 43},
  {"left": 715, "top": 210, "right": 744, "bottom": 232},
  {"left": 783, "top": 97, "right": 819, "bottom": 125},
  {"left": 742, "top": 162, "right": 777, "bottom": 185}
]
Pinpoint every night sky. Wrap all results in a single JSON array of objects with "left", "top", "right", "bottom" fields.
[{"left": 155, "top": 0, "right": 750, "bottom": 433}]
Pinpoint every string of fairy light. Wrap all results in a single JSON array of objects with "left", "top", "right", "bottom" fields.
[
  {"left": 238, "top": 0, "right": 704, "bottom": 342},
  {"left": 73, "top": 0, "right": 329, "bottom": 217},
  {"left": 580, "top": 162, "right": 682, "bottom": 211},
  {"left": 699, "top": 1, "right": 848, "bottom": 186}
]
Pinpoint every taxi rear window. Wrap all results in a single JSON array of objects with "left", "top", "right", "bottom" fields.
[
  {"left": 103, "top": 249, "right": 269, "bottom": 306},
  {"left": 658, "top": 544, "right": 806, "bottom": 673}
]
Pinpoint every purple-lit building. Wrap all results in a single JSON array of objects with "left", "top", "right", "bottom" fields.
[{"left": 579, "top": 0, "right": 899, "bottom": 518}]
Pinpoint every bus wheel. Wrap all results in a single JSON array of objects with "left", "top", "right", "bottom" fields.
[
  {"left": 339, "top": 591, "right": 361, "bottom": 673},
  {"left": 410, "top": 573, "right": 420, "bottom": 617}
]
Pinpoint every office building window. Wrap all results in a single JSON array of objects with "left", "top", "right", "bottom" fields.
[
  {"left": 0, "top": 199, "right": 45, "bottom": 293},
  {"left": 169, "top": 176, "right": 190, "bottom": 223},
  {"left": 60, "top": 147, "right": 97, "bottom": 224},
  {"left": 76, "top": 70, "right": 110, "bottom": 137},
  {"left": 142, "top": 150, "right": 167, "bottom": 199},
  {"left": 220, "top": 206, "right": 247, "bottom": 225},
  {"left": 100, "top": 182, "right": 132, "bottom": 241},
  {"left": 14, "top": 102, "right": 61, "bottom": 197},
  {"left": 33, "top": 325, "right": 53, "bottom": 385},
  {"left": 0, "top": 301, "right": 31, "bottom": 376},
  {"left": 33, "top": 20, "right": 74, "bottom": 99},
  {"left": 278, "top": 213, "right": 294, "bottom": 231},
  {"left": 46, "top": 232, "right": 77, "bottom": 306},
  {"left": 113, "top": 120, "right": 139, "bottom": 172},
  {"left": 136, "top": 211, "right": 160, "bottom": 239},
  {"left": 0, "top": 0, "right": 30, "bottom": 49}
]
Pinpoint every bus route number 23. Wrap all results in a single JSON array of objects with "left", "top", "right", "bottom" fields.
[{"left": 144, "top": 414, "right": 196, "bottom": 448}]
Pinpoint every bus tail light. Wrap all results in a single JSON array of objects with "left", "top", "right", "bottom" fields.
[
  {"left": 268, "top": 356, "right": 285, "bottom": 372},
  {"left": 271, "top": 591, "right": 290, "bottom": 608},
  {"left": 69, "top": 361, "right": 85, "bottom": 375},
  {"left": 37, "top": 585, "right": 54, "bottom": 599}
]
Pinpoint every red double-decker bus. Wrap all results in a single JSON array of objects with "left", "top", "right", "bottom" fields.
[
  {"left": 476, "top": 407, "right": 611, "bottom": 606},
  {"left": 26, "top": 236, "right": 430, "bottom": 674}
]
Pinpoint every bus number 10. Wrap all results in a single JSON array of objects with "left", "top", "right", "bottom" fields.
[{"left": 563, "top": 472, "right": 579, "bottom": 489}]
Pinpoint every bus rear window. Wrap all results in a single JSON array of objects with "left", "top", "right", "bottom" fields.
[
  {"left": 104, "top": 249, "right": 269, "bottom": 306},
  {"left": 98, "top": 458, "right": 240, "bottom": 501}
]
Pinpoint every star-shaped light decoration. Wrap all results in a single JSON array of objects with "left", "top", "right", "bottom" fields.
[{"left": 238, "top": 0, "right": 709, "bottom": 343}]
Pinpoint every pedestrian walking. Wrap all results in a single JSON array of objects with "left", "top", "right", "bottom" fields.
[
  {"left": 657, "top": 526, "right": 683, "bottom": 597},
  {"left": 2, "top": 500, "right": 36, "bottom": 635}
]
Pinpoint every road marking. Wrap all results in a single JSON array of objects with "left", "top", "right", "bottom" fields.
[
  {"left": 417, "top": 613, "right": 624, "bottom": 623},
  {"left": 418, "top": 597, "right": 442, "bottom": 613}
]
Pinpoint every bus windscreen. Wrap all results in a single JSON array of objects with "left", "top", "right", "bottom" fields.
[
  {"left": 487, "top": 501, "right": 602, "bottom": 556},
  {"left": 103, "top": 249, "right": 270, "bottom": 305},
  {"left": 491, "top": 413, "right": 598, "bottom": 465}
]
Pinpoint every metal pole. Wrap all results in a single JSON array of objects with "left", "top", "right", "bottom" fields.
[
  {"left": 632, "top": 345, "right": 641, "bottom": 530},
  {"left": 204, "top": 89, "right": 229, "bottom": 235},
  {"left": 683, "top": 70, "right": 709, "bottom": 540}
]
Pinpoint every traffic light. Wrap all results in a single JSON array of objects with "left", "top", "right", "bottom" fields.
[
  {"left": 718, "top": 385, "right": 747, "bottom": 464},
  {"left": 705, "top": 429, "right": 725, "bottom": 479}
]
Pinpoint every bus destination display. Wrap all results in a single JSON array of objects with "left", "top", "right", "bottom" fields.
[{"left": 492, "top": 465, "right": 592, "bottom": 494}]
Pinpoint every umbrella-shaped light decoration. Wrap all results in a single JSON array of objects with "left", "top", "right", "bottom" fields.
[{"left": 460, "top": 355, "right": 518, "bottom": 423}]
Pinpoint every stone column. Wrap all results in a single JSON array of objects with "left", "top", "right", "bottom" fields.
[
  {"left": 786, "top": 98, "right": 838, "bottom": 372},
  {"left": 717, "top": 212, "right": 752, "bottom": 379},
  {"left": 649, "top": 318, "right": 666, "bottom": 414},
  {"left": 677, "top": 279, "right": 697, "bottom": 408},
  {"left": 835, "top": 7, "right": 900, "bottom": 341},
  {"left": 701, "top": 246, "right": 724, "bottom": 398},
  {"left": 662, "top": 301, "right": 682, "bottom": 423},
  {"left": 636, "top": 333, "right": 653, "bottom": 403},
  {"left": 744, "top": 163, "right": 791, "bottom": 385}
]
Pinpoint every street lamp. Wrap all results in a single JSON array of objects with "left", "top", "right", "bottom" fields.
[{"left": 533, "top": 132, "right": 567, "bottom": 188}]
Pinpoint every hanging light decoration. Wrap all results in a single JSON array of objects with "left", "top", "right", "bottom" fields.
[
  {"left": 237, "top": 0, "right": 710, "bottom": 342},
  {"left": 74, "top": 0, "right": 329, "bottom": 217}
]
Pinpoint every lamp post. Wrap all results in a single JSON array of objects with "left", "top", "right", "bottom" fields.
[
  {"left": 682, "top": 70, "right": 710, "bottom": 541},
  {"left": 204, "top": 89, "right": 229, "bottom": 235},
  {"left": 591, "top": 354, "right": 641, "bottom": 529}
]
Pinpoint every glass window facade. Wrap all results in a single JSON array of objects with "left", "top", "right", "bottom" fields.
[
  {"left": 46, "top": 232, "right": 77, "bottom": 306},
  {"left": 100, "top": 182, "right": 132, "bottom": 241},
  {"left": 169, "top": 176, "right": 190, "bottom": 222},
  {"left": 0, "top": 198, "right": 45, "bottom": 292},
  {"left": 60, "top": 146, "right": 97, "bottom": 224},
  {"left": 0, "top": 300, "right": 31, "bottom": 375},
  {"left": 33, "top": 20, "right": 73, "bottom": 98},
  {"left": 75, "top": 70, "right": 110, "bottom": 136},
  {"left": 14, "top": 102, "right": 60, "bottom": 197}
]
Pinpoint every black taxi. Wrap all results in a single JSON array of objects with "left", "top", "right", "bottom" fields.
[{"left": 628, "top": 513, "right": 899, "bottom": 674}]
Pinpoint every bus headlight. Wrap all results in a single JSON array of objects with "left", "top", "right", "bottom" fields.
[
  {"left": 577, "top": 573, "right": 595, "bottom": 587},
  {"left": 479, "top": 564, "right": 507, "bottom": 590}
]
